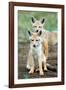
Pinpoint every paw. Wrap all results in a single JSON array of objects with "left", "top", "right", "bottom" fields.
[
  {"left": 40, "top": 71, "right": 44, "bottom": 76},
  {"left": 44, "top": 68, "right": 48, "bottom": 71},
  {"left": 29, "top": 70, "right": 34, "bottom": 74},
  {"left": 36, "top": 68, "right": 39, "bottom": 72}
]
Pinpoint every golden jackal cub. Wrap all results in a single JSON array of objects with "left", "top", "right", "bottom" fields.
[
  {"left": 27, "top": 31, "right": 47, "bottom": 75},
  {"left": 31, "top": 17, "right": 57, "bottom": 57}
]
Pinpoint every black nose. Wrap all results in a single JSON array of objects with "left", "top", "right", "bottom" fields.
[
  {"left": 36, "top": 30, "right": 38, "bottom": 32},
  {"left": 33, "top": 45, "right": 36, "bottom": 47}
]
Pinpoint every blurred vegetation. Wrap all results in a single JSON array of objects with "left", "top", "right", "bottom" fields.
[{"left": 18, "top": 10, "right": 57, "bottom": 42}]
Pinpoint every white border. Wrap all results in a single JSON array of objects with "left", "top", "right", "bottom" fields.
[{"left": 14, "top": 6, "right": 62, "bottom": 84}]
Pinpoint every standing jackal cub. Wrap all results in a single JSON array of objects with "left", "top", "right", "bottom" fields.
[
  {"left": 27, "top": 31, "right": 47, "bottom": 75},
  {"left": 31, "top": 17, "right": 48, "bottom": 58},
  {"left": 31, "top": 17, "right": 57, "bottom": 57}
]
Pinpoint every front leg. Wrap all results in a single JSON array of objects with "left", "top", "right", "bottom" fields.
[
  {"left": 28, "top": 53, "right": 34, "bottom": 74},
  {"left": 44, "top": 61, "right": 47, "bottom": 71},
  {"left": 27, "top": 51, "right": 34, "bottom": 70},
  {"left": 38, "top": 57, "right": 44, "bottom": 75},
  {"left": 29, "top": 66, "right": 34, "bottom": 74}
]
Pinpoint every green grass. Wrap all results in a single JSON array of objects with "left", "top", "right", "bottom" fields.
[{"left": 18, "top": 10, "right": 58, "bottom": 42}]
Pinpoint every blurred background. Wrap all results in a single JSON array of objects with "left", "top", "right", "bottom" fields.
[{"left": 18, "top": 10, "right": 57, "bottom": 42}]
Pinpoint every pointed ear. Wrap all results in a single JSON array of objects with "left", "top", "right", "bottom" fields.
[
  {"left": 28, "top": 31, "right": 32, "bottom": 36},
  {"left": 41, "top": 18, "right": 45, "bottom": 24},
  {"left": 38, "top": 31, "right": 42, "bottom": 36},
  {"left": 31, "top": 17, "right": 36, "bottom": 23}
]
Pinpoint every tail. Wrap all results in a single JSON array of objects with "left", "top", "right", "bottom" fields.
[
  {"left": 47, "top": 63, "right": 57, "bottom": 72},
  {"left": 36, "top": 63, "right": 57, "bottom": 72}
]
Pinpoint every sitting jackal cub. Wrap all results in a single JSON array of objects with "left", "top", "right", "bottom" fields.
[{"left": 27, "top": 31, "right": 47, "bottom": 75}]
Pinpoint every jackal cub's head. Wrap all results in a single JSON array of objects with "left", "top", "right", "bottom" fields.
[
  {"left": 28, "top": 31, "right": 42, "bottom": 48},
  {"left": 31, "top": 17, "right": 45, "bottom": 33}
]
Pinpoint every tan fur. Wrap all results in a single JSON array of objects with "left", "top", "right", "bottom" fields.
[
  {"left": 42, "top": 41, "right": 48, "bottom": 57},
  {"left": 27, "top": 31, "right": 47, "bottom": 75},
  {"left": 32, "top": 17, "right": 48, "bottom": 58},
  {"left": 31, "top": 17, "right": 57, "bottom": 57},
  {"left": 26, "top": 17, "right": 57, "bottom": 72}
]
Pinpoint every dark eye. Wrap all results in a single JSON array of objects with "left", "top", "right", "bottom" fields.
[
  {"left": 36, "top": 40, "right": 39, "bottom": 41},
  {"left": 39, "top": 26, "right": 41, "bottom": 28},
  {"left": 34, "top": 26, "right": 37, "bottom": 28},
  {"left": 31, "top": 39, "right": 34, "bottom": 41}
]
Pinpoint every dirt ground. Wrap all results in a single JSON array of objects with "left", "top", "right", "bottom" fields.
[{"left": 18, "top": 42, "right": 57, "bottom": 79}]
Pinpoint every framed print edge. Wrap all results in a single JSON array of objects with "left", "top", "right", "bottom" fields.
[
  {"left": 61, "top": 5, "right": 64, "bottom": 85},
  {"left": 9, "top": 2, "right": 14, "bottom": 88},
  {"left": 9, "top": 2, "right": 64, "bottom": 88}
]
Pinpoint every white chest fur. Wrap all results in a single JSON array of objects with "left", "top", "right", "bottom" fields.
[{"left": 31, "top": 45, "right": 42, "bottom": 59}]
